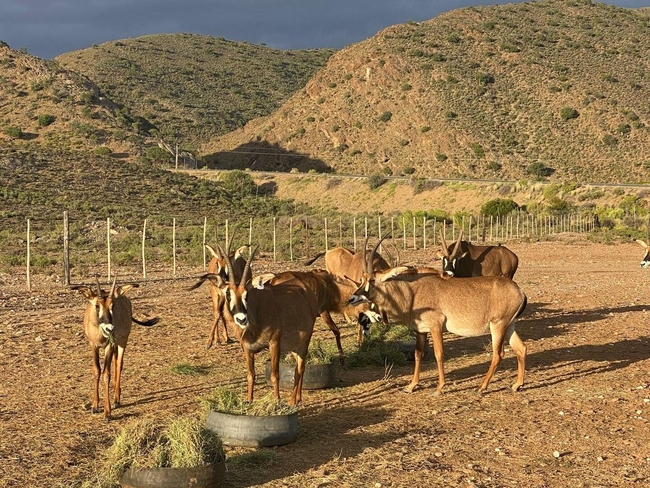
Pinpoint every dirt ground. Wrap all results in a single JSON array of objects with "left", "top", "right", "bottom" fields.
[{"left": 1, "top": 239, "right": 650, "bottom": 488}]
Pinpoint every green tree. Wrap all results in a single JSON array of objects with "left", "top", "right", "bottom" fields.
[
  {"left": 222, "top": 170, "right": 257, "bottom": 197},
  {"left": 481, "top": 198, "right": 519, "bottom": 217}
]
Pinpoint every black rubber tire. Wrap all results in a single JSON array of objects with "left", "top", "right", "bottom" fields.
[
  {"left": 265, "top": 360, "right": 337, "bottom": 390},
  {"left": 205, "top": 410, "right": 298, "bottom": 447},
  {"left": 120, "top": 461, "right": 225, "bottom": 488}
]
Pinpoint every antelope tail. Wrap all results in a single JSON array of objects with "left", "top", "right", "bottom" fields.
[
  {"left": 516, "top": 294, "right": 528, "bottom": 318},
  {"left": 188, "top": 274, "right": 211, "bottom": 290},
  {"left": 133, "top": 316, "right": 160, "bottom": 327},
  {"left": 304, "top": 252, "right": 326, "bottom": 266}
]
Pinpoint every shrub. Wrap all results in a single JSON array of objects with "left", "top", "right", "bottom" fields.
[
  {"left": 145, "top": 146, "right": 171, "bottom": 163},
  {"left": 306, "top": 116, "right": 315, "bottom": 123},
  {"left": 378, "top": 111, "right": 393, "bottom": 123},
  {"left": 470, "top": 143, "right": 485, "bottom": 158},
  {"left": 487, "top": 160, "right": 502, "bottom": 171},
  {"left": 93, "top": 146, "right": 112, "bottom": 157},
  {"left": 560, "top": 107, "right": 579, "bottom": 121},
  {"left": 602, "top": 134, "right": 618, "bottom": 146},
  {"left": 444, "top": 110, "right": 457, "bottom": 120},
  {"left": 526, "top": 161, "right": 554, "bottom": 178},
  {"left": 367, "top": 174, "right": 387, "bottom": 190},
  {"left": 481, "top": 198, "right": 519, "bottom": 217},
  {"left": 476, "top": 72, "right": 495, "bottom": 85},
  {"left": 38, "top": 114, "right": 55, "bottom": 127},
  {"left": 3, "top": 126, "right": 22, "bottom": 139},
  {"left": 222, "top": 170, "right": 257, "bottom": 197},
  {"left": 420, "top": 126, "right": 431, "bottom": 133},
  {"left": 402, "top": 166, "right": 415, "bottom": 175}
]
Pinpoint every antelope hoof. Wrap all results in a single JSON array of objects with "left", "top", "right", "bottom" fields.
[
  {"left": 511, "top": 384, "right": 523, "bottom": 393},
  {"left": 225, "top": 338, "right": 236, "bottom": 344},
  {"left": 431, "top": 389, "right": 443, "bottom": 397},
  {"left": 205, "top": 343, "right": 213, "bottom": 350},
  {"left": 403, "top": 384, "right": 419, "bottom": 394},
  {"left": 113, "top": 402, "right": 120, "bottom": 409}
]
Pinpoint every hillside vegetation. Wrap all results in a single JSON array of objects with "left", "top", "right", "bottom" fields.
[
  {"left": 56, "top": 34, "right": 333, "bottom": 149},
  {"left": 0, "top": 42, "right": 146, "bottom": 154},
  {"left": 203, "top": 0, "right": 650, "bottom": 183}
]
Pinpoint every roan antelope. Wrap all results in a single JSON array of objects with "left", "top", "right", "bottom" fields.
[
  {"left": 349, "top": 239, "right": 528, "bottom": 395},
  {"left": 636, "top": 239, "right": 650, "bottom": 267},
  {"left": 203, "top": 249, "right": 352, "bottom": 405},
  {"left": 72, "top": 277, "right": 160, "bottom": 419},
  {"left": 191, "top": 240, "right": 248, "bottom": 348},
  {"left": 437, "top": 229, "right": 519, "bottom": 278},
  {"left": 250, "top": 269, "right": 382, "bottom": 364},
  {"left": 305, "top": 243, "right": 391, "bottom": 343}
]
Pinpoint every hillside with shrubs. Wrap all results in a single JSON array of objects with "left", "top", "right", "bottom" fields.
[{"left": 204, "top": 0, "right": 650, "bottom": 183}]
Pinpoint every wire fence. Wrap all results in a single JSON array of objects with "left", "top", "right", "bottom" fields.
[{"left": 3, "top": 209, "right": 606, "bottom": 290}]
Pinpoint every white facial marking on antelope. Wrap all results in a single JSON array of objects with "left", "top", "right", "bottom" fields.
[{"left": 636, "top": 240, "right": 650, "bottom": 268}]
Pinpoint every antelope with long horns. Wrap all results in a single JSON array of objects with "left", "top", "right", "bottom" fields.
[
  {"left": 304, "top": 241, "right": 392, "bottom": 343},
  {"left": 72, "top": 277, "right": 159, "bottom": 419},
  {"left": 191, "top": 236, "right": 249, "bottom": 348},
  {"left": 349, "top": 238, "right": 528, "bottom": 395},
  {"left": 437, "top": 229, "right": 519, "bottom": 279},
  {"left": 202, "top": 248, "right": 334, "bottom": 405}
]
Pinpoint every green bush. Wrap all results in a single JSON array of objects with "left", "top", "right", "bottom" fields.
[
  {"left": 367, "top": 174, "right": 387, "bottom": 190},
  {"left": 145, "top": 146, "right": 171, "bottom": 163},
  {"left": 378, "top": 111, "right": 392, "bottom": 123},
  {"left": 470, "top": 143, "right": 485, "bottom": 158},
  {"left": 526, "top": 161, "right": 554, "bottom": 178},
  {"left": 222, "top": 170, "right": 257, "bottom": 197},
  {"left": 3, "top": 125, "right": 23, "bottom": 139},
  {"left": 38, "top": 114, "right": 55, "bottom": 127},
  {"left": 93, "top": 146, "right": 112, "bottom": 157},
  {"left": 480, "top": 198, "right": 519, "bottom": 217},
  {"left": 560, "top": 107, "right": 579, "bottom": 121}
]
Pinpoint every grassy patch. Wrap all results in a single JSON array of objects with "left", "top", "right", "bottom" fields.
[{"left": 170, "top": 362, "right": 211, "bottom": 375}]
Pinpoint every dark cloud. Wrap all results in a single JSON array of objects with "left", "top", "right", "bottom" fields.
[{"left": 0, "top": 0, "right": 648, "bottom": 59}]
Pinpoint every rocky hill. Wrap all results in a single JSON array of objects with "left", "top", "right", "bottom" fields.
[
  {"left": 202, "top": 0, "right": 650, "bottom": 184},
  {"left": 0, "top": 42, "right": 144, "bottom": 154},
  {"left": 56, "top": 34, "right": 333, "bottom": 149}
]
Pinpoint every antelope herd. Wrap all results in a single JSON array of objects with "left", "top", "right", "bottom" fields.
[{"left": 79, "top": 228, "right": 650, "bottom": 418}]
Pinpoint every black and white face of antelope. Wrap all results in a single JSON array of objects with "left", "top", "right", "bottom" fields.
[
  {"left": 357, "top": 302, "right": 383, "bottom": 335},
  {"left": 224, "top": 284, "right": 249, "bottom": 329},
  {"left": 438, "top": 230, "right": 465, "bottom": 277},
  {"left": 636, "top": 240, "right": 650, "bottom": 268}
]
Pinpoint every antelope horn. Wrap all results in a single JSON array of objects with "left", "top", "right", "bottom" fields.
[
  {"left": 451, "top": 229, "right": 464, "bottom": 258},
  {"left": 109, "top": 275, "right": 117, "bottom": 298},
  {"left": 205, "top": 244, "right": 221, "bottom": 259},
  {"left": 439, "top": 230, "right": 450, "bottom": 259},
  {"left": 361, "top": 236, "right": 370, "bottom": 275},
  {"left": 218, "top": 244, "right": 236, "bottom": 284},
  {"left": 240, "top": 247, "right": 257, "bottom": 286},
  {"left": 95, "top": 276, "right": 102, "bottom": 297},
  {"left": 368, "top": 232, "right": 390, "bottom": 277},
  {"left": 225, "top": 227, "right": 237, "bottom": 257}
]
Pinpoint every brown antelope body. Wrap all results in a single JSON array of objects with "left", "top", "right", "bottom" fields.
[
  {"left": 438, "top": 230, "right": 518, "bottom": 278},
  {"left": 192, "top": 242, "right": 248, "bottom": 348},
  {"left": 349, "top": 241, "right": 527, "bottom": 395},
  {"left": 73, "top": 278, "right": 159, "bottom": 419},
  {"left": 252, "top": 269, "right": 381, "bottom": 363},
  {"left": 205, "top": 249, "right": 332, "bottom": 405},
  {"left": 305, "top": 245, "right": 390, "bottom": 343}
]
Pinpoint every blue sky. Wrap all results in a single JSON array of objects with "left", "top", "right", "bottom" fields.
[{"left": 1, "top": 0, "right": 648, "bottom": 59}]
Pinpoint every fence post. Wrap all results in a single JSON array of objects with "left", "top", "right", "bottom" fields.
[
  {"left": 26, "top": 219, "right": 31, "bottom": 291},
  {"left": 402, "top": 216, "right": 406, "bottom": 250},
  {"left": 202, "top": 217, "right": 207, "bottom": 270},
  {"left": 290, "top": 218, "right": 294, "bottom": 262},
  {"left": 324, "top": 217, "right": 328, "bottom": 252},
  {"left": 142, "top": 219, "right": 147, "bottom": 279},
  {"left": 249, "top": 218, "right": 253, "bottom": 247},
  {"left": 273, "top": 217, "right": 277, "bottom": 263},
  {"left": 423, "top": 216, "right": 427, "bottom": 249},
  {"left": 433, "top": 218, "right": 437, "bottom": 247},
  {"left": 172, "top": 218, "right": 176, "bottom": 276},
  {"left": 378, "top": 215, "right": 382, "bottom": 253},
  {"left": 353, "top": 217, "right": 357, "bottom": 251},
  {"left": 63, "top": 211, "right": 70, "bottom": 286},
  {"left": 107, "top": 217, "right": 111, "bottom": 281},
  {"left": 413, "top": 215, "right": 416, "bottom": 250}
]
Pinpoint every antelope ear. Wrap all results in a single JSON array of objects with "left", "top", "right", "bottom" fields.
[
  {"left": 251, "top": 273, "right": 275, "bottom": 289},
  {"left": 73, "top": 286, "right": 96, "bottom": 300},
  {"left": 375, "top": 266, "right": 410, "bottom": 284},
  {"left": 205, "top": 274, "right": 226, "bottom": 288},
  {"left": 343, "top": 275, "right": 361, "bottom": 286},
  {"left": 205, "top": 244, "right": 220, "bottom": 259},
  {"left": 434, "top": 250, "right": 445, "bottom": 260},
  {"left": 459, "top": 252, "right": 468, "bottom": 259},
  {"left": 115, "top": 284, "right": 135, "bottom": 296},
  {"left": 636, "top": 239, "right": 648, "bottom": 248}
]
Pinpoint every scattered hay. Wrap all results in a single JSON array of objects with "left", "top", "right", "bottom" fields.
[
  {"left": 280, "top": 337, "right": 338, "bottom": 365},
  {"left": 170, "top": 362, "right": 211, "bottom": 375},
  {"left": 345, "top": 321, "right": 408, "bottom": 368}
]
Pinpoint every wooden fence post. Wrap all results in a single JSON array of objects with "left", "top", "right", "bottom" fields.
[
  {"left": 402, "top": 216, "right": 406, "bottom": 250},
  {"left": 413, "top": 215, "right": 416, "bottom": 250},
  {"left": 142, "top": 219, "right": 147, "bottom": 279},
  {"left": 172, "top": 218, "right": 176, "bottom": 276},
  {"left": 249, "top": 218, "right": 253, "bottom": 247},
  {"left": 63, "top": 211, "right": 70, "bottom": 286},
  {"left": 202, "top": 217, "right": 207, "bottom": 270},
  {"left": 289, "top": 217, "right": 294, "bottom": 262},
  {"left": 273, "top": 217, "right": 277, "bottom": 263},
  {"left": 324, "top": 217, "right": 328, "bottom": 252},
  {"left": 378, "top": 215, "right": 382, "bottom": 253},
  {"left": 26, "top": 219, "right": 31, "bottom": 291},
  {"left": 353, "top": 217, "right": 357, "bottom": 251},
  {"left": 423, "top": 216, "right": 427, "bottom": 249},
  {"left": 107, "top": 217, "right": 111, "bottom": 281}
]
